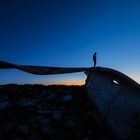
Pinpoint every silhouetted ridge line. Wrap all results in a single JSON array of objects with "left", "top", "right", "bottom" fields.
[
  {"left": 0, "top": 61, "right": 139, "bottom": 90},
  {"left": 0, "top": 60, "right": 91, "bottom": 75},
  {"left": 0, "top": 61, "right": 15, "bottom": 69},
  {"left": 94, "top": 67, "right": 140, "bottom": 90}
]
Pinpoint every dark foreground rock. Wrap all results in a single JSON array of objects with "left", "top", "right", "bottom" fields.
[{"left": 0, "top": 84, "right": 108, "bottom": 140}]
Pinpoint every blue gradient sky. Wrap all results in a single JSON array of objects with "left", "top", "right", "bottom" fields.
[{"left": 0, "top": 0, "right": 140, "bottom": 85}]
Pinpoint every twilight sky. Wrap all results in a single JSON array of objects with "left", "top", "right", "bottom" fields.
[{"left": 0, "top": 0, "right": 140, "bottom": 85}]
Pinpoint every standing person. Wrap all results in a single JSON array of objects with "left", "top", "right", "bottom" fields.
[{"left": 93, "top": 52, "right": 97, "bottom": 67}]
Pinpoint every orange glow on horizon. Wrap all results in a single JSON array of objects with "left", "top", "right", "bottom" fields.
[{"left": 46, "top": 80, "right": 85, "bottom": 86}]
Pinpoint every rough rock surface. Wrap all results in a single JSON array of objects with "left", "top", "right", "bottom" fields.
[{"left": 0, "top": 84, "right": 107, "bottom": 140}]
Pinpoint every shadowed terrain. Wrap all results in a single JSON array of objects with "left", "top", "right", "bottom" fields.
[{"left": 0, "top": 84, "right": 110, "bottom": 140}]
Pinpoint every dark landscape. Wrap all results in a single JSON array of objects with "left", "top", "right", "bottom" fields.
[
  {"left": 0, "top": 84, "right": 109, "bottom": 140},
  {"left": 1, "top": 1, "right": 140, "bottom": 139}
]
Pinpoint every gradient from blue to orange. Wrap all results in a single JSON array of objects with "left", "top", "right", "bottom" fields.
[{"left": 0, "top": 0, "right": 140, "bottom": 85}]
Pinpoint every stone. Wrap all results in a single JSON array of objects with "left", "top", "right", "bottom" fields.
[{"left": 62, "top": 95, "right": 73, "bottom": 102}]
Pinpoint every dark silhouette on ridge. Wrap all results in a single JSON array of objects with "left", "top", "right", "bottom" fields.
[{"left": 93, "top": 52, "right": 97, "bottom": 67}]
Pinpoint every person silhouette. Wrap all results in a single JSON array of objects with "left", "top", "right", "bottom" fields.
[{"left": 93, "top": 52, "right": 97, "bottom": 67}]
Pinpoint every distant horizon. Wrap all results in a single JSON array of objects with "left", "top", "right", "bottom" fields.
[
  {"left": 0, "top": 67, "right": 139, "bottom": 85},
  {"left": 0, "top": 82, "right": 85, "bottom": 86},
  {"left": 0, "top": 60, "right": 140, "bottom": 85}
]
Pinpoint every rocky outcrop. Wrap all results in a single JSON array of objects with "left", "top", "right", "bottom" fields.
[
  {"left": 86, "top": 67, "right": 140, "bottom": 140},
  {"left": 0, "top": 84, "right": 105, "bottom": 140}
]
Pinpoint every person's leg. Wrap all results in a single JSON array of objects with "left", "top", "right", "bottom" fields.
[{"left": 94, "top": 61, "right": 96, "bottom": 67}]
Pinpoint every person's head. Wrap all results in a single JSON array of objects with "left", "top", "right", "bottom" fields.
[{"left": 94, "top": 52, "right": 97, "bottom": 55}]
